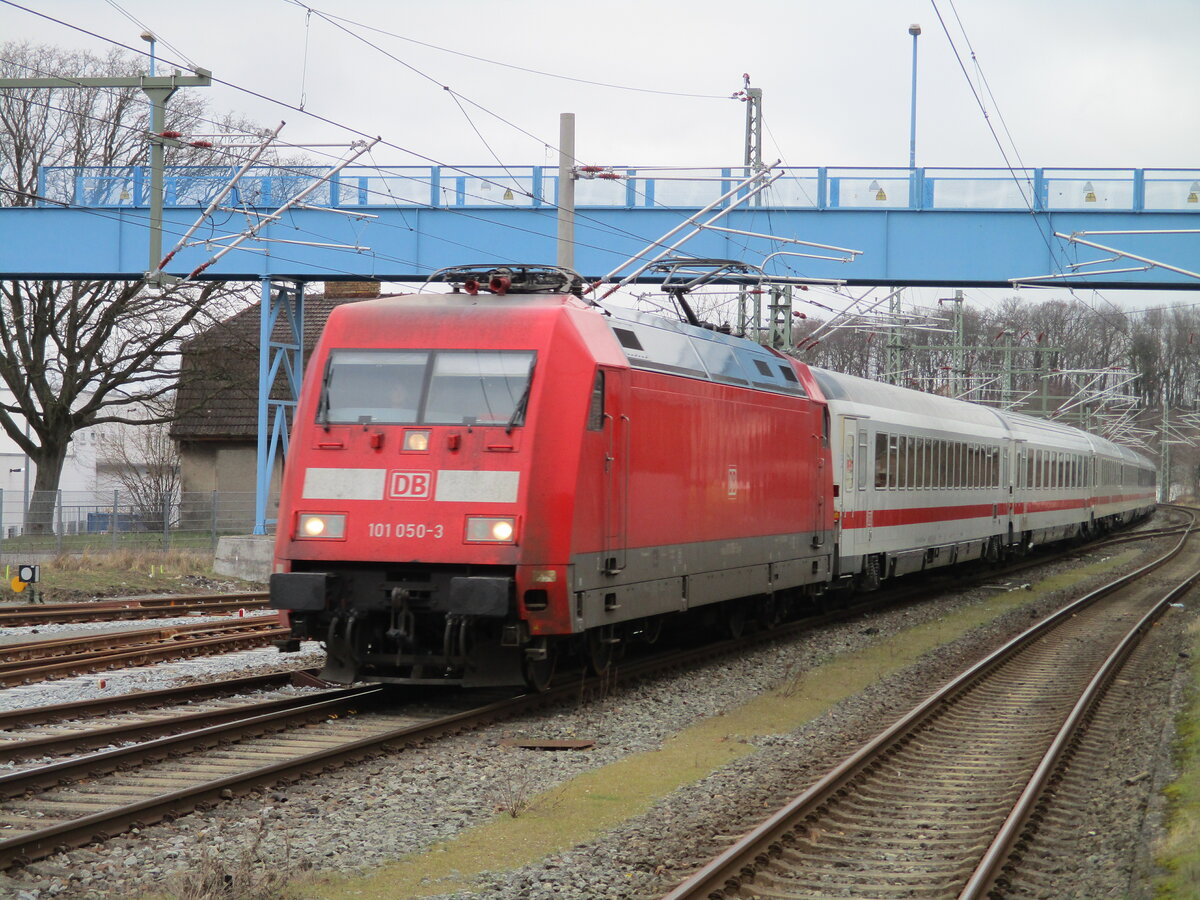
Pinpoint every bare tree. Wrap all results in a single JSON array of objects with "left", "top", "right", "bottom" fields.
[
  {"left": 96, "top": 397, "right": 181, "bottom": 531},
  {"left": 0, "top": 42, "right": 259, "bottom": 531}
]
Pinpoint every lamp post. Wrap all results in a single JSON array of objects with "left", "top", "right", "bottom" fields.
[
  {"left": 908, "top": 23, "right": 921, "bottom": 169},
  {"left": 140, "top": 30, "right": 156, "bottom": 77}
]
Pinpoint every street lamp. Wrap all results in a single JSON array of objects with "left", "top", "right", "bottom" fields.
[
  {"left": 908, "top": 24, "right": 921, "bottom": 169},
  {"left": 140, "top": 30, "right": 156, "bottom": 77}
]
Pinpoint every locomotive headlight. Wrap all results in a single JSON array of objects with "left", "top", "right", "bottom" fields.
[
  {"left": 404, "top": 430, "right": 431, "bottom": 452},
  {"left": 465, "top": 516, "right": 517, "bottom": 543},
  {"left": 297, "top": 513, "right": 346, "bottom": 540}
]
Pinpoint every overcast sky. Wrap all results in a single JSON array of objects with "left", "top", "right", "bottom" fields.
[{"left": 3, "top": 0, "right": 1198, "bottom": 314}]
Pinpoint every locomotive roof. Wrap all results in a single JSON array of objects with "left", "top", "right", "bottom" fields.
[{"left": 604, "top": 306, "right": 809, "bottom": 398}]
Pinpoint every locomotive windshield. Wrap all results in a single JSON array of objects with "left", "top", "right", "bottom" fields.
[{"left": 320, "top": 349, "right": 535, "bottom": 426}]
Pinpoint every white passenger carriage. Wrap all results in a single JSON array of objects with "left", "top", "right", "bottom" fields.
[{"left": 811, "top": 368, "right": 1157, "bottom": 588}]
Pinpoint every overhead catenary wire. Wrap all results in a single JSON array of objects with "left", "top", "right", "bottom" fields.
[
  {"left": 0, "top": 2, "right": 774, "bottom": 278},
  {"left": 280, "top": 0, "right": 730, "bottom": 101},
  {"left": 930, "top": 0, "right": 1133, "bottom": 337},
  {"left": 0, "top": 56, "right": 662, "bottom": 278}
]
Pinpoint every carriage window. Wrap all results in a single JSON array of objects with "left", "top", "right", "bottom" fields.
[
  {"left": 876, "top": 432, "right": 889, "bottom": 488},
  {"left": 858, "top": 430, "right": 869, "bottom": 491},
  {"left": 889, "top": 434, "right": 900, "bottom": 489}
]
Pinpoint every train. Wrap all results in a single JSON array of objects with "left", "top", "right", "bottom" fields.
[{"left": 268, "top": 264, "right": 1157, "bottom": 689}]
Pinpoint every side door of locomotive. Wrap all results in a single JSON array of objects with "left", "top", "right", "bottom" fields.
[{"left": 601, "top": 367, "right": 629, "bottom": 574}]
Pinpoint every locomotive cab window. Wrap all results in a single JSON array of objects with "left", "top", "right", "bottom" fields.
[{"left": 320, "top": 349, "right": 536, "bottom": 427}]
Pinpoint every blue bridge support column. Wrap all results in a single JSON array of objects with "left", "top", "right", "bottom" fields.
[{"left": 254, "top": 279, "right": 305, "bottom": 536}]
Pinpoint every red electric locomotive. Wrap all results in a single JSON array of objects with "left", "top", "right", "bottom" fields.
[{"left": 269, "top": 265, "right": 834, "bottom": 687}]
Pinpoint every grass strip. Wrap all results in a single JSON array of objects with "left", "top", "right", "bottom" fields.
[{"left": 1154, "top": 615, "right": 1200, "bottom": 898}]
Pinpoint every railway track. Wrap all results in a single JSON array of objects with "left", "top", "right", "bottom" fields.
[
  {"left": 661, "top": 508, "right": 1197, "bottom": 900},
  {"left": 0, "top": 669, "right": 333, "bottom": 763},
  {"left": 0, "top": 592, "right": 269, "bottom": 627},
  {"left": 0, "top": 617, "right": 288, "bottom": 686},
  {"left": 0, "top": 511, "right": 1178, "bottom": 873}
]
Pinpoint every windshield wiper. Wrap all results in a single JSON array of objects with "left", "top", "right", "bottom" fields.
[{"left": 505, "top": 361, "right": 535, "bottom": 434}]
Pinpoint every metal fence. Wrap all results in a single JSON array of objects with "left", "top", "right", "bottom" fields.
[{"left": 0, "top": 489, "right": 263, "bottom": 556}]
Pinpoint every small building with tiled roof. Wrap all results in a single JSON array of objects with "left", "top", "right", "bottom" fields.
[{"left": 171, "top": 282, "right": 391, "bottom": 505}]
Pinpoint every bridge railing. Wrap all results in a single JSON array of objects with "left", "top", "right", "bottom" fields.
[{"left": 36, "top": 165, "right": 1200, "bottom": 213}]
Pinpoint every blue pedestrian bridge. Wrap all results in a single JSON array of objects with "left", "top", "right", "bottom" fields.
[{"left": 2, "top": 164, "right": 1198, "bottom": 287}]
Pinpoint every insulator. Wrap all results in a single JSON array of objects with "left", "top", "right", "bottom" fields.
[{"left": 160, "top": 130, "right": 182, "bottom": 138}]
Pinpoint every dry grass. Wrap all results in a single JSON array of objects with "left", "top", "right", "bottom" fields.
[
  {"left": 159, "top": 819, "right": 308, "bottom": 900},
  {"left": 46, "top": 548, "right": 215, "bottom": 575},
  {"left": 1, "top": 549, "right": 252, "bottom": 602}
]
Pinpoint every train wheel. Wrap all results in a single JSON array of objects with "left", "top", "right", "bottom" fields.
[
  {"left": 755, "top": 596, "right": 779, "bottom": 631},
  {"left": 724, "top": 602, "right": 747, "bottom": 640},
  {"left": 635, "top": 616, "right": 664, "bottom": 645},
  {"left": 522, "top": 638, "right": 557, "bottom": 692},
  {"left": 586, "top": 626, "right": 619, "bottom": 675}
]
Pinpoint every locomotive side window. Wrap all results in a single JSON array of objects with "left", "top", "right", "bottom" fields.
[
  {"left": 692, "top": 341, "right": 749, "bottom": 386},
  {"left": 587, "top": 371, "right": 605, "bottom": 431},
  {"left": 613, "top": 328, "right": 644, "bottom": 351}
]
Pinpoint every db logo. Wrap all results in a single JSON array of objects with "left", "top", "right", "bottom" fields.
[{"left": 388, "top": 470, "right": 433, "bottom": 499}]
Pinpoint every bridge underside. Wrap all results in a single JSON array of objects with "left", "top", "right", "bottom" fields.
[{"left": 1, "top": 206, "right": 1197, "bottom": 288}]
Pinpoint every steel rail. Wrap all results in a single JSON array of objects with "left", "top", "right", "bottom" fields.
[
  {"left": 0, "top": 687, "right": 382, "bottom": 800},
  {"left": 1, "top": 617, "right": 280, "bottom": 661},
  {"left": 958, "top": 510, "right": 1200, "bottom": 898},
  {"left": 0, "top": 510, "right": 1171, "bottom": 871},
  {"left": 0, "top": 687, "right": 532, "bottom": 868},
  {"left": 0, "top": 669, "right": 324, "bottom": 728},
  {"left": 0, "top": 685, "right": 366, "bottom": 763},
  {"left": 0, "top": 593, "right": 269, "bottom": 626},
  {"left": 0, "top": 619, "right": 288, "bottom": 686},
  {"left": 660, "top": 509, "right": 1193, "bottom": 900}
]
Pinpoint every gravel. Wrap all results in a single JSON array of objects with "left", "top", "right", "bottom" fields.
[
  {"left": 0, "top": 537, "right": 1193, "bottom": 900},
  {"left": 0, "top": 613, "right": 321, "bottom": 714}
]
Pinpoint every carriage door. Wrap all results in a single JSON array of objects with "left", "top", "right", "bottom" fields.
[
  {"left": 602, "top": 368, "right": 629, "bottom": 574},
  {"left": 839, "top": 417, "right": 865, "bottom": 560}
]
